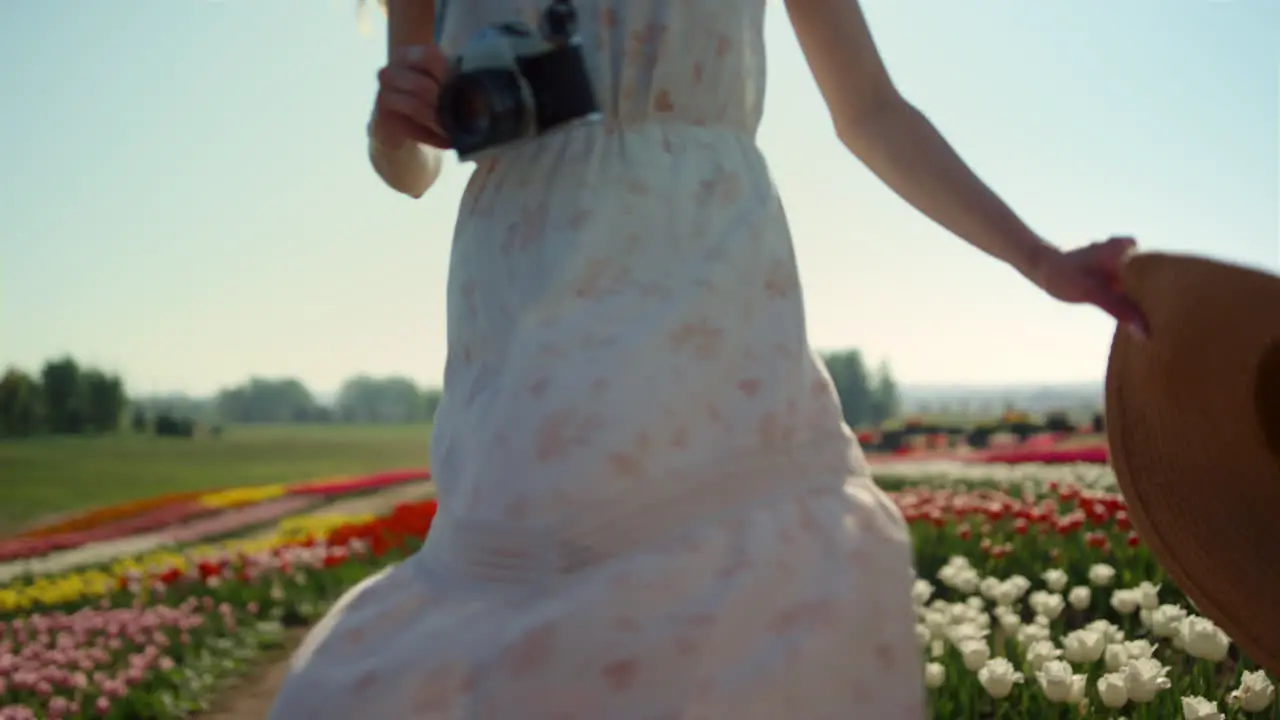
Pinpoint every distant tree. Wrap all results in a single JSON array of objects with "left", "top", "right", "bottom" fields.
[
  {"left": 335, "top": 375, "right": 432, "bottom": 424},
  {"left": 422, "top": 388, "right": 443, "bottom": 423},
  {"left": 0, "top": 368, "right": 43, "bottom": 438},
  {"left": 215, "top": 377, "right": 319, "bottom": 424},
  {"left": 868, "top": 361, "right": 901, "bottom": 426},
  {"left": 131, "top": 407, "right": 150, "bottom": 434},
  {"left": 81, "top": 369, "right": 126, "bottom": 433},
  {"left": 820, "top": 349, "right": 904, "bottom": 429},
  {"left": 154, "top": 411, "right": 196, "bottom": 438},
  {"left": 131, "top": 395, "right": 217, "bottom": 425},
  {"left": 40, "top": 357, "right": 85, "bottom": 434}
]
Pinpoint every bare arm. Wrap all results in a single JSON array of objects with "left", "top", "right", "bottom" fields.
[
  {"left": 785, "top": 0, "right": 1057, "bottom": 281},
  {"left": 368, "top": 0, "right": 443, "bottom": 198}
]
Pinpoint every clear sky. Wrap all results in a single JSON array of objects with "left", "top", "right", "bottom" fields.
[{"left": 2, "top": 0, "right": 1276, "bottom": 397}]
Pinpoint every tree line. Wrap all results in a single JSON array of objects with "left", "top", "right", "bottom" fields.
[
  {"left": 0, "top": 357, "right": 127, "bottom": 438},
  {"left": 0, "top": 350, "right": 900, "bottom": 438}
]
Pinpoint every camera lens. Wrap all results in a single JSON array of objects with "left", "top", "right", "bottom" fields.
[{"left": 437, "top": 70, "right": 529, "bottom": 154}]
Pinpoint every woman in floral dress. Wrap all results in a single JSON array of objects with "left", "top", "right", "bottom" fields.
[{"left": 269, "top": 0, "right": 1145, "bottom": 717}]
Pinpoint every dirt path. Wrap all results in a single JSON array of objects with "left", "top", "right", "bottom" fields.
[{"left": 197, "top": 628, "right": 307, "bottom": 720}]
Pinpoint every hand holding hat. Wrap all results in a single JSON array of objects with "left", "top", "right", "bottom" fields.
[{"left": 1031, "top": 236, "right": 1151, "bottom": 340}]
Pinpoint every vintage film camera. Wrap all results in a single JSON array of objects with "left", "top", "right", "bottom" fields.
[{"left": 436, "top": 0, "right": 602, "bottom": 159}]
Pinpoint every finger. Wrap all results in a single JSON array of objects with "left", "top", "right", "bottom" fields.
[
  {"left": 377, "top": 102, "right": 451, "bottom": 149},
  {"left": 379, "top": 65, "right": 443, "bottom": 100},
  {"left": 1086, "top": 282, "right": 1151, "bottom": 340},
  {"left": 382, "top": 89, "right": 442, "bottom": 132},
  {"left": 393, "top": 44, "right": 452, "bottom": 80},
  {"left": 1077, "top": 237, "right": 1133, "bottom": 270}
]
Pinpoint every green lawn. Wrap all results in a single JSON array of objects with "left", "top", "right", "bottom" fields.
[{"left": 0, "top": 424, "right": 432, "bottom": 532}]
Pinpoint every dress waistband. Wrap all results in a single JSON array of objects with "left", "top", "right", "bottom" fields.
[{"left": 410, "top": 435, "right": 871, "bottom": 590}]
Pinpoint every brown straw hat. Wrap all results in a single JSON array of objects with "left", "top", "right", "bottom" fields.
[{"left": 1106, "top": 251, "right": 1280, "bottom": 674}]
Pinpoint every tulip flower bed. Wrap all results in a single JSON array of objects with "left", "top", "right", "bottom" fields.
[
  {"left": 13, "top": 494, "right": 208, "bottom": 541},
  {"left": 1, "top": 472, "right": 433, "bottom": 566},
  {"left": 155, "top": 497, "right": 320, "bottom": 546},
  {"left": 285, "top": 468, "right": 431, "bottom": 497},
  {"left": 0, "top": 498, "right": 319, "bottom": 567},
  {"left": 194, "top": 485, "right": 288, "bottom": 511},
  {"left": 0, "top": 502, "right": 215, "bottom": 564},
  {"left": 877, "top": 464, "right": 1278, "bottom": 719},
  {"left": 0, "top": 602, "right": 282, "bottom": 720},
  {"left": 0, "top": 499, "right": 439, "bottom": 718}
]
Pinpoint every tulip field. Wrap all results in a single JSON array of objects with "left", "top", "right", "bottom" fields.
[{"left": 1, "top": 458, "right": 1277, "bottom": 718}]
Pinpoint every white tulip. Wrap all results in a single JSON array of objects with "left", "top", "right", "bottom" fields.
[
  {"left": 911, "top": 579, "right": 935, "bottom": 606},
  {"left": 1123, "top": 658, "right": 1172, "bottom": 703},
  {"left": 1067, "top": 585, "right": 1092, "bottom": 611},
  {"left": 1133, "top": 581, "right": 1161, "bottom": 610},
  {"left": 1036, "top": 659, "right": 1086, "bottom": 704},
  {"left": 959, "top": 638, "right": 991, "bottom": 672},
  {"left": 1005, "top": 575, "right": 1032, "bottom": 599},
  {"left": 1178, "top": 616, "right": 1231, "bottom": 663},
  {"left": 1029, "top": 591, "right": 1066, "bottom": 621},
  {"left": 914, "top": 623, "right": 931, "bottom": 649},
  {"left": 1228, "top": 670, "right": 1276, "bottom": 712},
  {"left": 937, "top": 558, "right": 983, "bottom": 595},
  {"left": 995, "top": 607, "right": 1021, "bottom": 635},
  {"left": 1097, "top": 672, "right": 1130, "bottom": 709},
  {"left": 1085, "top": 618, "right": 1125, "bottom": 643},
  {"left": 979, "top": 575, "right": 1004, "bottom": 602},
  {"left": 1017, "top": 622, "right": 1051, "bottom": 647},
  {"left": 1104, "top": 643, "right": 1130, "bottom": 672},
  {"left": 977, "top": 657, "right": 1025, "bottom": 700},
  {"left": 945, "top": 621, "right": 988, "bottom": 646},
  {"left": 1023, "top": 639, "right": 1062, "bottom": 672},
  {"left": 1062, "top": 628, "right": 1107, "bottom": 664},
  {"left": 1089, "top": 563, "right": 1117, "bottom": 587},
  {"left": 1123, "top": 639, "right": 1157, "bottom": 661},
  {"left": 1149, "top": 604, "right": 1188, "bottom": 638},
  {"left": 1110, "top": 589, "right": 1141, "bottom": 615},
  {"left": 924, "top": 661, "right": 946, "bottom": 690},
  {"left": 1041, "top": 568, "right": 1068, "bottom": 592},
  {"left": 953, "top": 568, "right": 981, "bottom": 594},
  {"left": 924, "top": 609, "right": 949, "bottom": 636},
  {"left": 1180, "top": 695, "right": 1223, "bottom": 720}
]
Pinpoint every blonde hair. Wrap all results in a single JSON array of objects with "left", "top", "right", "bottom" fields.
[{"left": 355, "top": 0, "right": 388, "bottom": 36}]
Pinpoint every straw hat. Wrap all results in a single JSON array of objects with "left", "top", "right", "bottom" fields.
[{"left": 1106, "top": 251, "right": 1280, "bottom": 674}]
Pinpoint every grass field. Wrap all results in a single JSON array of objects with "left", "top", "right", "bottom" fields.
[{"left": 0, "top": 424, "right": 432, "bottom": 532}]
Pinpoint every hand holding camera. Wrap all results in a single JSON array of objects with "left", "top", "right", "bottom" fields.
[
  {"left": 372, "top": 1, "right": 600, "bottom": 160},
  {"left": 372, "top": 44, "right": 453, "bottom": 151}
]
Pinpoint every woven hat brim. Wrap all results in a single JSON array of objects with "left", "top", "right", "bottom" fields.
[{"left": 1107, "top": 252, "right": 1280, "bottom": 675}]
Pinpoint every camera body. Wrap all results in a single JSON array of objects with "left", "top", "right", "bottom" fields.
[{"left": 436, "top": 1, "right": 601, "bottom": 160}]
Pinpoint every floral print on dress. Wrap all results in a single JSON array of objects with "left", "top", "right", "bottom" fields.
[{"left": 269, "top": 0, "right": 924, "bottom": 718}]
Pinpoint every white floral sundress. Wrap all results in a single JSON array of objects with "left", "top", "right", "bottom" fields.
[{"left": 269, "top": 1, "right": 925, "bottom": 717}]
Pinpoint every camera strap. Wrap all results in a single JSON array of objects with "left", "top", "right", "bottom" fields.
[{"left": 434, "top": 0, "right": 447, "bottom": 44}]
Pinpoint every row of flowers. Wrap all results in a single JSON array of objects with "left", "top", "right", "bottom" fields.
[
  {"left": 859, "top": 429, "right": 1109, "bottom": 466},
  {"left": 0, "top": 499, "right": 439, "bottom": 719},
  {"left": 0, "top": 502, "right": 408, "bottom": 615},
  {"left": 1, "top": 471, "right": 431, "bottom": 564}
]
